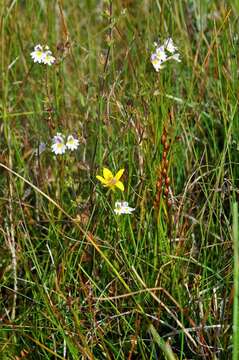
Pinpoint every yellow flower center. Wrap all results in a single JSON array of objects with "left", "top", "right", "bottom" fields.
[
  {"left": 36, "top": 51, "right": 42, "bottom": 58},
  {"left": 108, "top": 178, "right": 117, "bottom": 186}
]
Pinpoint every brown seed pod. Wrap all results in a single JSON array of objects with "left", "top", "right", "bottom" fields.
[
  {"left": 164, "top": 143, "right": 170, "bottom": 151},
  {"left": 164, "top": 188, "right": 169, "bottom": 196},
  {"left": 163, "top": 159, "right": 169, "bottom": 170},
  {"left": 162, "top": 168, "right": 167, "bottom": 177},
  {"left": 165, "top": 177, "right": 170, "bottom": 186},
  {"left": 161, "top": 134, "right": 167, "bottom": 145},
  {"left": 162, "top": 151, "right": 167, "bottom": 160},
  {"left": 157, "top": 179, "right": 162, "bottom": 188}
]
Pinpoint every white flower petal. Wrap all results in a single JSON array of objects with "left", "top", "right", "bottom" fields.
[
  {"left": 171, "top": 53, "right": 181, "bottom": 62},
  {"left": 114, "top": 201, "right": 135, "bottom": 215},
  {"left": 66, "top": 135, "right": 79, "bottom": 151},
  {"left": 42, "top": 51, "right": 55, "bottom": 65},
  {"left": 155, "top": 46, "right": 167, "bottom": 62},
  {"left": 52, "top": 133, "right": 64, "bottom": 143},
  {"left": 31, "top": 50, "right": 45, "bottom": 63},
  {"left": 164, "top": 38, "right": 177, "bottom": 53},
  {"left": 34, "top": 44, "right": 43, "bottom": 51},
  {"left": 51, "top": 142, "right": 67, "bottom": 155},
  {"left": 51, "top": 133, "right": 66, "bottom": 155}
]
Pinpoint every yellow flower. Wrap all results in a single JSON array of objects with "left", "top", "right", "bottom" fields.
[{"left": 96, "top": 167, "right": 125, "bottom": 192}]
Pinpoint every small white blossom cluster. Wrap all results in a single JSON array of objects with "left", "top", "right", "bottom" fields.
[
  {"left": 51, "top": 133, "right": 79, "bottom": 155},
  {"left": 31, "top": 44, "right": 55, "bottom": 66},
  {"left": 114, "top": 201, "right": 135, "bottom": 215},
  {"left": 151, "top": 38, "right": 181, "bottom": 72}
]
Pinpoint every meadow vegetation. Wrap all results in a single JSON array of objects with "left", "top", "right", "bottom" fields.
[{"left": 0, "top": 1, "right": 239, "bottom": 359}]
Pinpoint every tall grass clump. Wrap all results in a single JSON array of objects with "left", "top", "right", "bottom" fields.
[{"left": 0, "top": 1, "right": 238, "bottom": 359}]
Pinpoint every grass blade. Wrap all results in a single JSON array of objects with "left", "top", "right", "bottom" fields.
[
  {"left": 233, "top": 202, "right": 239, "bottom": 360},
  {"left": 149, "top": 324, "right": 177, "bottom": 360}
]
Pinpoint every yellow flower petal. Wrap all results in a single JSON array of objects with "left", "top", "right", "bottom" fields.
[
  {"left": 115, "top": 181, "right": 124, "bottom": 192},
  {"left": 96, "top": 175, "right": 107, "bottom": 184},
  {"left": 115, "top": 168, "right": 124, "bottom": 181},
  {"left": 103, "top": 167, "right": 113, "bottom": 180}
]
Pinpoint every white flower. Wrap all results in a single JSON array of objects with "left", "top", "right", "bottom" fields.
[
  {"left": 31, "top": 44, "right": 55, "bottom": 65},
  {"left": 164, "top": 38, "right": 177, "bottom": 53},
  {"left": 52, "top": 133, "right": 64, "bottom": 143},
  {"left": 30, "top": 44, "right": 45, "bottom": 63},
  {"left": 150, "top": 53, "right": 164, "bottom": 72},
  {"left": 51, "top": 142, "right": 66, "bottom": 155},
  {"left": 42, "top": 50, "right": 55, "bottom": 66},
  {"left": 114, "top": 201, "right": 135, "bottom": 215},
  {"left": 171, "top": 53, "right": 181, "bottom": 62},
  {"left": 51, "top": 133, "right": 66, "bottom": 155},
  {"left": 155, "top": 46, "right": 167, "bottom": 62},
  {"left": 66, "top": 135, "right": 79, "bottom": 151},
  {"left": 150, "top": 45, "right": 167, "bottom": 71},
  {"left": 151, "top": 37, "right": 181, "bottom": 72}
]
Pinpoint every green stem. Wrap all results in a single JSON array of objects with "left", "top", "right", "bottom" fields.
[{"left": 233, "top": 202, "right": 239, "bottom": 360}]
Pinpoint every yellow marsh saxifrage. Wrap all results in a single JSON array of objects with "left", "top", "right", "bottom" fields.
[{"left": 96, "top": 168, "right": 125, "bottom": 192}]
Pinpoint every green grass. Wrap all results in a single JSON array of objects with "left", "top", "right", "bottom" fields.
[{"left": 0, "top": 0, "right": 238, "bottom": 358}]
